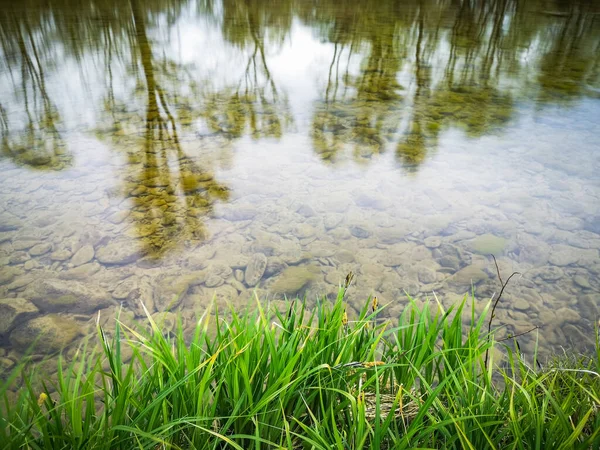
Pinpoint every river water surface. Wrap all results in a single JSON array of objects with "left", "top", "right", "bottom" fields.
[{"left": 1, "top": 0, "right": 599, "bottom": 366}]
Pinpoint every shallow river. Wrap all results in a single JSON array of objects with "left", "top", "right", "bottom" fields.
[{"left": 0, "top": 0, "right": 599, "bottom": 365}]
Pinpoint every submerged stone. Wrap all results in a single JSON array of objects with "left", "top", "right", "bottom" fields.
[
  {"left": 9, "top": 251, "right": 30, "bottom": 265},
  {"left": 323, "top": 214, "right": 343, "bottom": 230},
  {"left": 294, "top": 223, "right": 316, "bottom": 239},
  {"left": 154, "top": 272, "right": 205, "bottom": 312},
  {"left": 71, "top": 244, "right": 95, "bottom": 267},
  {"left": 334, "top": 249, "right": 355, "bottom": 264},
  {"left": 0, "top": 267, "right": 22, "bottom": 285},
  {"left": 50, "top": 249, "right": 72, "bottom": 261},
  {"left": 113, "top": 277, "right": 155, "bottom": 317},
  {"left": 350, "top": 226, "right": 371, "bottom": 239},
  {"left": 221, "top": 205, "right": 257, "bottom": 221},
  {"left": 270, "top": 265, "right": 319, "bottom": 296},
  {"left": 0, "top": 298, "right": 39, "bottom": 334},
  {"left": 0, "top": 217, "right": 22, "bottom": 232},
  {"left": 548, "top": 244, "right": 586, "bottom": 266},
  {"left": 424, "top": 236, "right": 442, "bottom": 249},
  {"left": 29, "top": 243, "right": 53, "bottom": 256},
  {"left": 13, "top": 240, "right": 38, "bottom": 251},
  {"left": 465, "top": 234, "right": 506, "bottom": 255},
  {"left": 96, "top": 240, "right": 140, "bottom": 265},
  {"left": 448, "top": 265, "right": 488, "bottom": 288},
  {"left": 10, "top": 314, "right": 82, "bottom": 353},
  {"left": 245, "top": 253, "right": 267, "bottom": 287},
  {"left": 58, "top": 262, "right": 101, "bottom": 280},
  {"left": 24, "top": 278, "right": 114, "bottom": 314},
  {"left": 107, "top": 210, "right": 130, "bottom": 224}
]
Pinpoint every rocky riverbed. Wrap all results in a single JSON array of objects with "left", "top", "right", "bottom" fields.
[{"left": 1, "top": 122, "right": 599, "bottom": 371}]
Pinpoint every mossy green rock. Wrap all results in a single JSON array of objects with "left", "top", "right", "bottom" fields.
[
  {"left": 466, "top": 234, "right": 506, "bottom": 255},
  {"left": 271, "top": 265, "right": 319, "bottom": 296},
  {"left": 10, "top": 314, "right": 81, "bottom": 352}
]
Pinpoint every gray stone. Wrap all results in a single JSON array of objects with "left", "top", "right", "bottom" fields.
[
  {"left": 29, "top": 243, "right": 53, "bottom": 256},
  {"left": 222, "top": 205, "right": 257, "bottom": 221},
  {"left": 112, "top": 277, "right": 138, "bottom": 300},
  {"left": 548, "top": 244, "right": 582, "bottom": 266},
  {"left": 334, "top": 249, "right": 355, "bottom": 264},
  {"left": 330, "top": 228, "right": 352, "bottom": 240},
  {"left": 205, "top": 275, "right": 224, "bottom": 288},
  {"left": 323, "top": 214, "right": 343, "bottom": 230},
  {"left": 9, "top": 251, "right": 30, "bottom": 264},
  {"left": 353, "top": 192, "right": 389, "bottom": 210},
  {"left": 555, "top": 217, "right": 583, "bottom": 231},
  {"left": 0, "top": 298, "right": 39, "bottom": 334},
  {"left": 107, "top": 210, "right": 130, "bottom": 224},
  {"left": 6, "top": 274, "right": 37, "bottom": 290},
  {"left": 59, "top": 262, "right": 101, "bottom": 280},
  {"left": 563, "top": 324, "right": 595, "bottom": 349},
  {"left": 204, "top": 263, "right": 233, "bottom": 280},
  {"left": 71, "top": 244, "right": 95, "bottom": 267},
  {"left": 0, "top": 231, "right": 16, "bottom": 244},
  {"left": 245, "top": 253, "right": 267, "bottom": 287},
  {"left": 0, "top": 357, "right": 14, "bottom": 371},
  {"left": 0, "top": 217, "right": 22, "bottom": 232},
  {"left": 516, "top": 233, "right": 551, "bottom": 264},
  {"left": 378, "top": 227, "right": 409, "bottom": 244},
  {"left": 116, "top": 277, "right": 155, "bottom": 317},
  {"left": 350, "top": 226, "right": 371, "bottom": 239},
  {"left": 265, "top": 257, "right": 287, "bottom": 277},
  {"left": 307, "top": 241, "right": 337, "bottom": 258},
  {"left": 379, "top": 243, "right": 411, "bottom": 267},
  {"left": 294, "top": 223, "right": 316, "bottom": 239},
  {"left": 513, "top": 299, "right": 529, "bottom": 312},
  {"left": 50, "top": 249, "right": 72, "bottom": 261},
  {"left": 24, "top": 278, "right": 114, "bottom": 314},
  {"left": 270, "top": 265, "right": 319, "bottom": 296},
  {"left": 154, "top": 272, "right": 205, "bottom": 312},
  {"left": 96, "top": 240, "right": 140, "bottom": 265},
  {"left": 573, "top": 275, "right": 591, "bottom": 289},
  {"left": 583, "top": 216, "right": 600, "bottom": 235},
  {"left": 438, "top": 255, "right": 460, "bottom": 271},
  {"left": 417, "top": 266, "right": 437, "bottom": 284},
  {"left": 0, "top": 267, "right": 22, "bottom": 285},
  {"left": 578, "top": 295, "right": 598, "bottom": 318},
  {"left": 24, "top": 260, "right": 41, "bottom": 271},
  {"left": 10, "top": 315, "right": 81, "bottom": 353},
  {"left": 464, "top": 234, "right": 506, "bottom": 255},
  {"left": 410, "top": 246, "right": 431, "bottom": 262},
  {"left": 13, "top": 240, "right": 38, "bottom": 251},
  {"left": 424, "top": 236, "right": 442, "bottom": 249},
  {"left": 185, "top": 246, "right": 216, "bottom": 270},
  {"left": 555, "top": 307, "right": 581, "bottom": 324},
  {"left": 297, "top": 204, "right": 317, "bottom": 218},
  {"left": 535, "top": 266, "right": 563, "bottom": 282},
  {"left": 448, "top": 265, "right": 488, "bottom": 287}
]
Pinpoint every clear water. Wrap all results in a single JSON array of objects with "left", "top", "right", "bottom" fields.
[{"left": 0, "top": 0, "right": 599, "bottom": 361}]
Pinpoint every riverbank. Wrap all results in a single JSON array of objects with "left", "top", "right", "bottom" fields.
[{"left": 1, "top": 286, "right": 599, "bottom": 449}]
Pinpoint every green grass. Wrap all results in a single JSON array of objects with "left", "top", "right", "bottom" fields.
[{"left": 1, "top": 286, "right": 599, "bottom": 449}]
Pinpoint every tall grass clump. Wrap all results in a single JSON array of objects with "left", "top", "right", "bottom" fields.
[{"left": 1, "top": 283, "right": 599, "bottom": 449}]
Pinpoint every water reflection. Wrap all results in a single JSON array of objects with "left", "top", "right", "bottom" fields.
[
  {"left": 0, "top": 0, "right": 598, "bottom": 170},
  {"left": 0, "top": 8, "right": 71, "bottom": 169},
  {"left": 96, "top": 0, "right": 231, "bottom": 257},
  {"left": 0, "top": 0, "right": 599, "bottom": 361}
]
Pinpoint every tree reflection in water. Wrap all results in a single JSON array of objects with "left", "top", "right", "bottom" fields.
[
  {"left": 0, "top": 0, "right": 598, "bottom": 177},
  {"left": 0, "top": 9, "right": 70, "bottom": 169}
]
